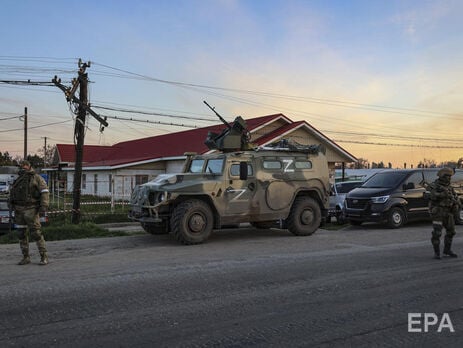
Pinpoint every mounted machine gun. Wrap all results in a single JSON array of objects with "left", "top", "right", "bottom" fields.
[{"left": 203, "top": 101, "right": 254, "bottom": 152}]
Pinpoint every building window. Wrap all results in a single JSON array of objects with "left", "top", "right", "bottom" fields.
[
  {"left": 82, "top": 174, "right": 86, "bottom": 190},
  {"left": 109, "top": 174, "right": 112, "bottom": 193},
  {"left": 94, "top": 174, "right": 98, "bottom": 194},
  {"left": 136, "top": 175, "right": 149, "bottom": 185}
]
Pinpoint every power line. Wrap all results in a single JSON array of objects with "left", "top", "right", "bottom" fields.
[
  {"left": 92, "top": 105, "right": 218, "bottom": 123},
  {"left": 91, "top": 61, "right": 460, "bottom": 120},
  {"left": 333, "top": 139, "right": 463, "bottom": 149},
  {"left": 102, "top": 114, "right": 198, "bottom": 128},
  {"left": 0, "top": 115, "right": 21, "bottom": 121},
  {"left": 0, "top": 119, "right": 72, "bottom": 133}
]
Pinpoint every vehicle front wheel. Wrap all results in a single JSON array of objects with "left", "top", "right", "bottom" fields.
[
  {"left": 286, "top": 196, "right": 321, "bottom": 236},
  {"left": 387, "top": 207, "right": 405, "bottom": 229},
  {"left": 171, "top": 200, "right": 213, "bottom": 245}
]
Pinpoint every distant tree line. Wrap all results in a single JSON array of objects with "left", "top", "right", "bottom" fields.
[
  {"left": 0, "top": 144, "right": 55, "bottom": 171},
  {"left": 345, "top": 157, "right": 463, "bottom": 170}
]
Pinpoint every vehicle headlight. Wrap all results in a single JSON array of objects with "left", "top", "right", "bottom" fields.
[
  {"left": 157, "top": 191, "right": 170, "bottom": 203},
  {"left": 371, "top": 195, "right": 389, "bottom": 204}
]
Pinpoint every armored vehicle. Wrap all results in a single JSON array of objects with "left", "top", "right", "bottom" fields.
[{"left": 128, "top": 103, "right": 330, "bottom": 244}]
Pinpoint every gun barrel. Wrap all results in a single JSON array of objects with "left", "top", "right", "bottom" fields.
[{"left": 203, "top": 101, "right": 231, "bottom": 129}]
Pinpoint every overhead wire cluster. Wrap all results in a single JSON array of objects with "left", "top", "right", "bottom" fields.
[{"left": 0, "top": 55, "right": 462, "bottom": 153}]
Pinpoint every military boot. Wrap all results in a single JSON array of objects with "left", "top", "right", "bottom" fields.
[
  {"left": 39, "top": 252, "right": 48, "bottom": 265},
  {"left": 433, "top": 244, "right": 441, "bottom": 260},
  {"left": 443, "top": 244, "right": 457, "bottom": 257},
  {"left": 18, "top": 255, "right": 31, "bottom": 265},
  {"left": 18, "top": 238, "right": 31, "bottom": 265}
]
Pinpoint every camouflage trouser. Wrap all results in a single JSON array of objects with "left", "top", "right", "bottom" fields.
[
  {"left": 430, "top": 207, "right": 455, "bottom": 247},
  {"left": 15, "top": 207, "right": 47, "bottom": 256}
]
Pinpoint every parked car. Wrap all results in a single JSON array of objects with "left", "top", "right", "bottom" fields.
[
  {"left": 0, "top": 198, "right": 13, "bottom": 232},
  {"left": 0, "top": 180, "right": 9, "bottom": 194},
  {"left": 345, "top": 169, "right": 463, "bottom": 228},
  {"left": 328, "top": 180, "right": 364, "bottom": 224},
  {"left": 0, "top": 197, "right": 49, "bottom": 233}
]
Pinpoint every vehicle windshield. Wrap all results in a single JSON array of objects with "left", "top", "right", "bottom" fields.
[
  {"left": 362, "top": 172, "right": 408, "bottom": 188},
  {"left": 335, "top": 182, "right": 363, "bottom": 194}
]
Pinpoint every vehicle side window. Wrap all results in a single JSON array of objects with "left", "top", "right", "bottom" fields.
[
  {"left": 406, "top": 172, "right": 424, "bottom": 188},
  {"left": 263, "top": 160, "right": 281, "bottom": 170},
  {"left": 206, "top": 159, "right": 224, "bottom": 174},
  {"left": 295, "top": 161, "right": 312, "bottom": 169},
  {"left": 451, "top": 171, "right": 463, "bottom": 188},
  {"left": 230, "top": 163, "right": 254, "bottom": 177},
  {"left": 189, "top": 159, "right": 205, "bottom": 173},
  {"left": 423, "top": 170, "right": 438, "bottom": 184}
]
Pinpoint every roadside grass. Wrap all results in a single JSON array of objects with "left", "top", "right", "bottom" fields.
[{"left": 0, "top": 221, "right": 135, "bottom": 245}]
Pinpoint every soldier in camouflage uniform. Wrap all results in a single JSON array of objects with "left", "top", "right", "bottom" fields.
[
  {"left": 10, "top": 161, "right": 49, "bottom": 265},
  {"left": 428, "top": 167, "right": 459, "bottom": 259}
]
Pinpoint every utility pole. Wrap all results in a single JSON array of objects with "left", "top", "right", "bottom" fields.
[
  {"left": 71, "top": 64, "right": 88, "bottom": 224},
  {"left": 23, "top": 107, "right": 28, "bottom": 160},
  {"left": 52, "top": 60, "right": 109, "bottom": 224},
  {"left": 42, "top": 136, "right": 48, "bottom": 166}
]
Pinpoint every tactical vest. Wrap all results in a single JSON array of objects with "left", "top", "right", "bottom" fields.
[
  {"left": 11, "top": 173, "right": 39, "bottom": 206},
  {"left": 429, "top": 181, "right": 457, "bottom": 208}
]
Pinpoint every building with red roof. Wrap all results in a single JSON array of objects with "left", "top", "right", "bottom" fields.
[{"left": 49, "top": 114, "right": 356, "bottom": 199}]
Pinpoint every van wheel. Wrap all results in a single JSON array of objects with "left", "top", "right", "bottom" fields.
[
  {"left": 286, "top": 197, "right": 321, "bottom": 236},
  {"left": 455, "top": 207, "right": 463, "bottom": 225},
  {"left": 171, "top": 200, "right": 213, "bottom": 245},
  {"left": 387, "top": 207, "right": 405, "bottom": 228}
]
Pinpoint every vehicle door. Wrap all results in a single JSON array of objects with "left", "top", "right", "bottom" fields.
[
  {"left": 218, "top": 159, "right": 256, "bottom": 218},
  {"left": 402, "top": 171, "right": 427, "bottom": 218}
]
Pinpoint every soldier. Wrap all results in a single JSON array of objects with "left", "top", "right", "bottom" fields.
[
  {"left": 9, "top": 160, "right": 49, "bottom": 265},
  {"left": 428, "top": 167, "right": 460, "bottom": 259}
]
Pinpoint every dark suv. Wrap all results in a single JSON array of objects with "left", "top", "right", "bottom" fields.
[{"left": 345, "top": 169, "right": 463, "bottom": 228}]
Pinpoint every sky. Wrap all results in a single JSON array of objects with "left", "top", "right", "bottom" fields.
[{"left": 1, "top": 0, "right": 462, "bottom": 168}]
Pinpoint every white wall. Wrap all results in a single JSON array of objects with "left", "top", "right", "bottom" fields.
[{"left": 62, "top": 161, "right": 184, "bottom": 199}]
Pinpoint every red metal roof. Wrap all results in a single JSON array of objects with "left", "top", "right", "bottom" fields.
[{"left": 55, "top": 113, "right": 356, "bottom": 168}]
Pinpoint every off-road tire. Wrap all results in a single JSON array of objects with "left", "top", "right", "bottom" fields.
[
  {"left": 141, "top": 222, "right": 169, "bottom": 235},
  {"left": 387, "top": 207, "right": 405, "bottom": 229},
  {"left": 286, "top": 196, "right": 321, "bottom": 236},
  {"left": 171, "top": 200, "right": 213, "bottom": 245}
]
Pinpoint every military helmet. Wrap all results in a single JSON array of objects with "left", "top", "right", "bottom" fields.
[
  {"left": 437, "top": 167, "right": 454, "bottom": 178},
  {"left": 20, "top": 160, "right": 31, "bottom": 167}
]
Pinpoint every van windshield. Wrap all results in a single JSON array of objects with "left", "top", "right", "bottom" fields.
[{"left": 362, "top": 172, "right": 408, "bottom": 188}]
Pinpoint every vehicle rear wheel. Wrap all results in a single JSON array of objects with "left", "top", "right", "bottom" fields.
[
  {"left": 171, "top": 200, "right": 213, "bottom": 245},
  {"left": 335, "top": 209, "right": 346, "bottom": 225},
  {"left": 141, "top": 222, "right": 169, "bottom": 235},
  {"left": 387, "top": 207, "right": 405, "bottom": 228},
  {"left": 286, "top": 196, "right": 321, "bottom": 236}
]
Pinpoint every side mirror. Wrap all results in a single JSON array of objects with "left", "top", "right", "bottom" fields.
[
  {"left": 239, "top": 162, "right": 248, "bottom": 180},
  {"left": 403, "top": 182, "right": 415, "bottom": 190}
]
